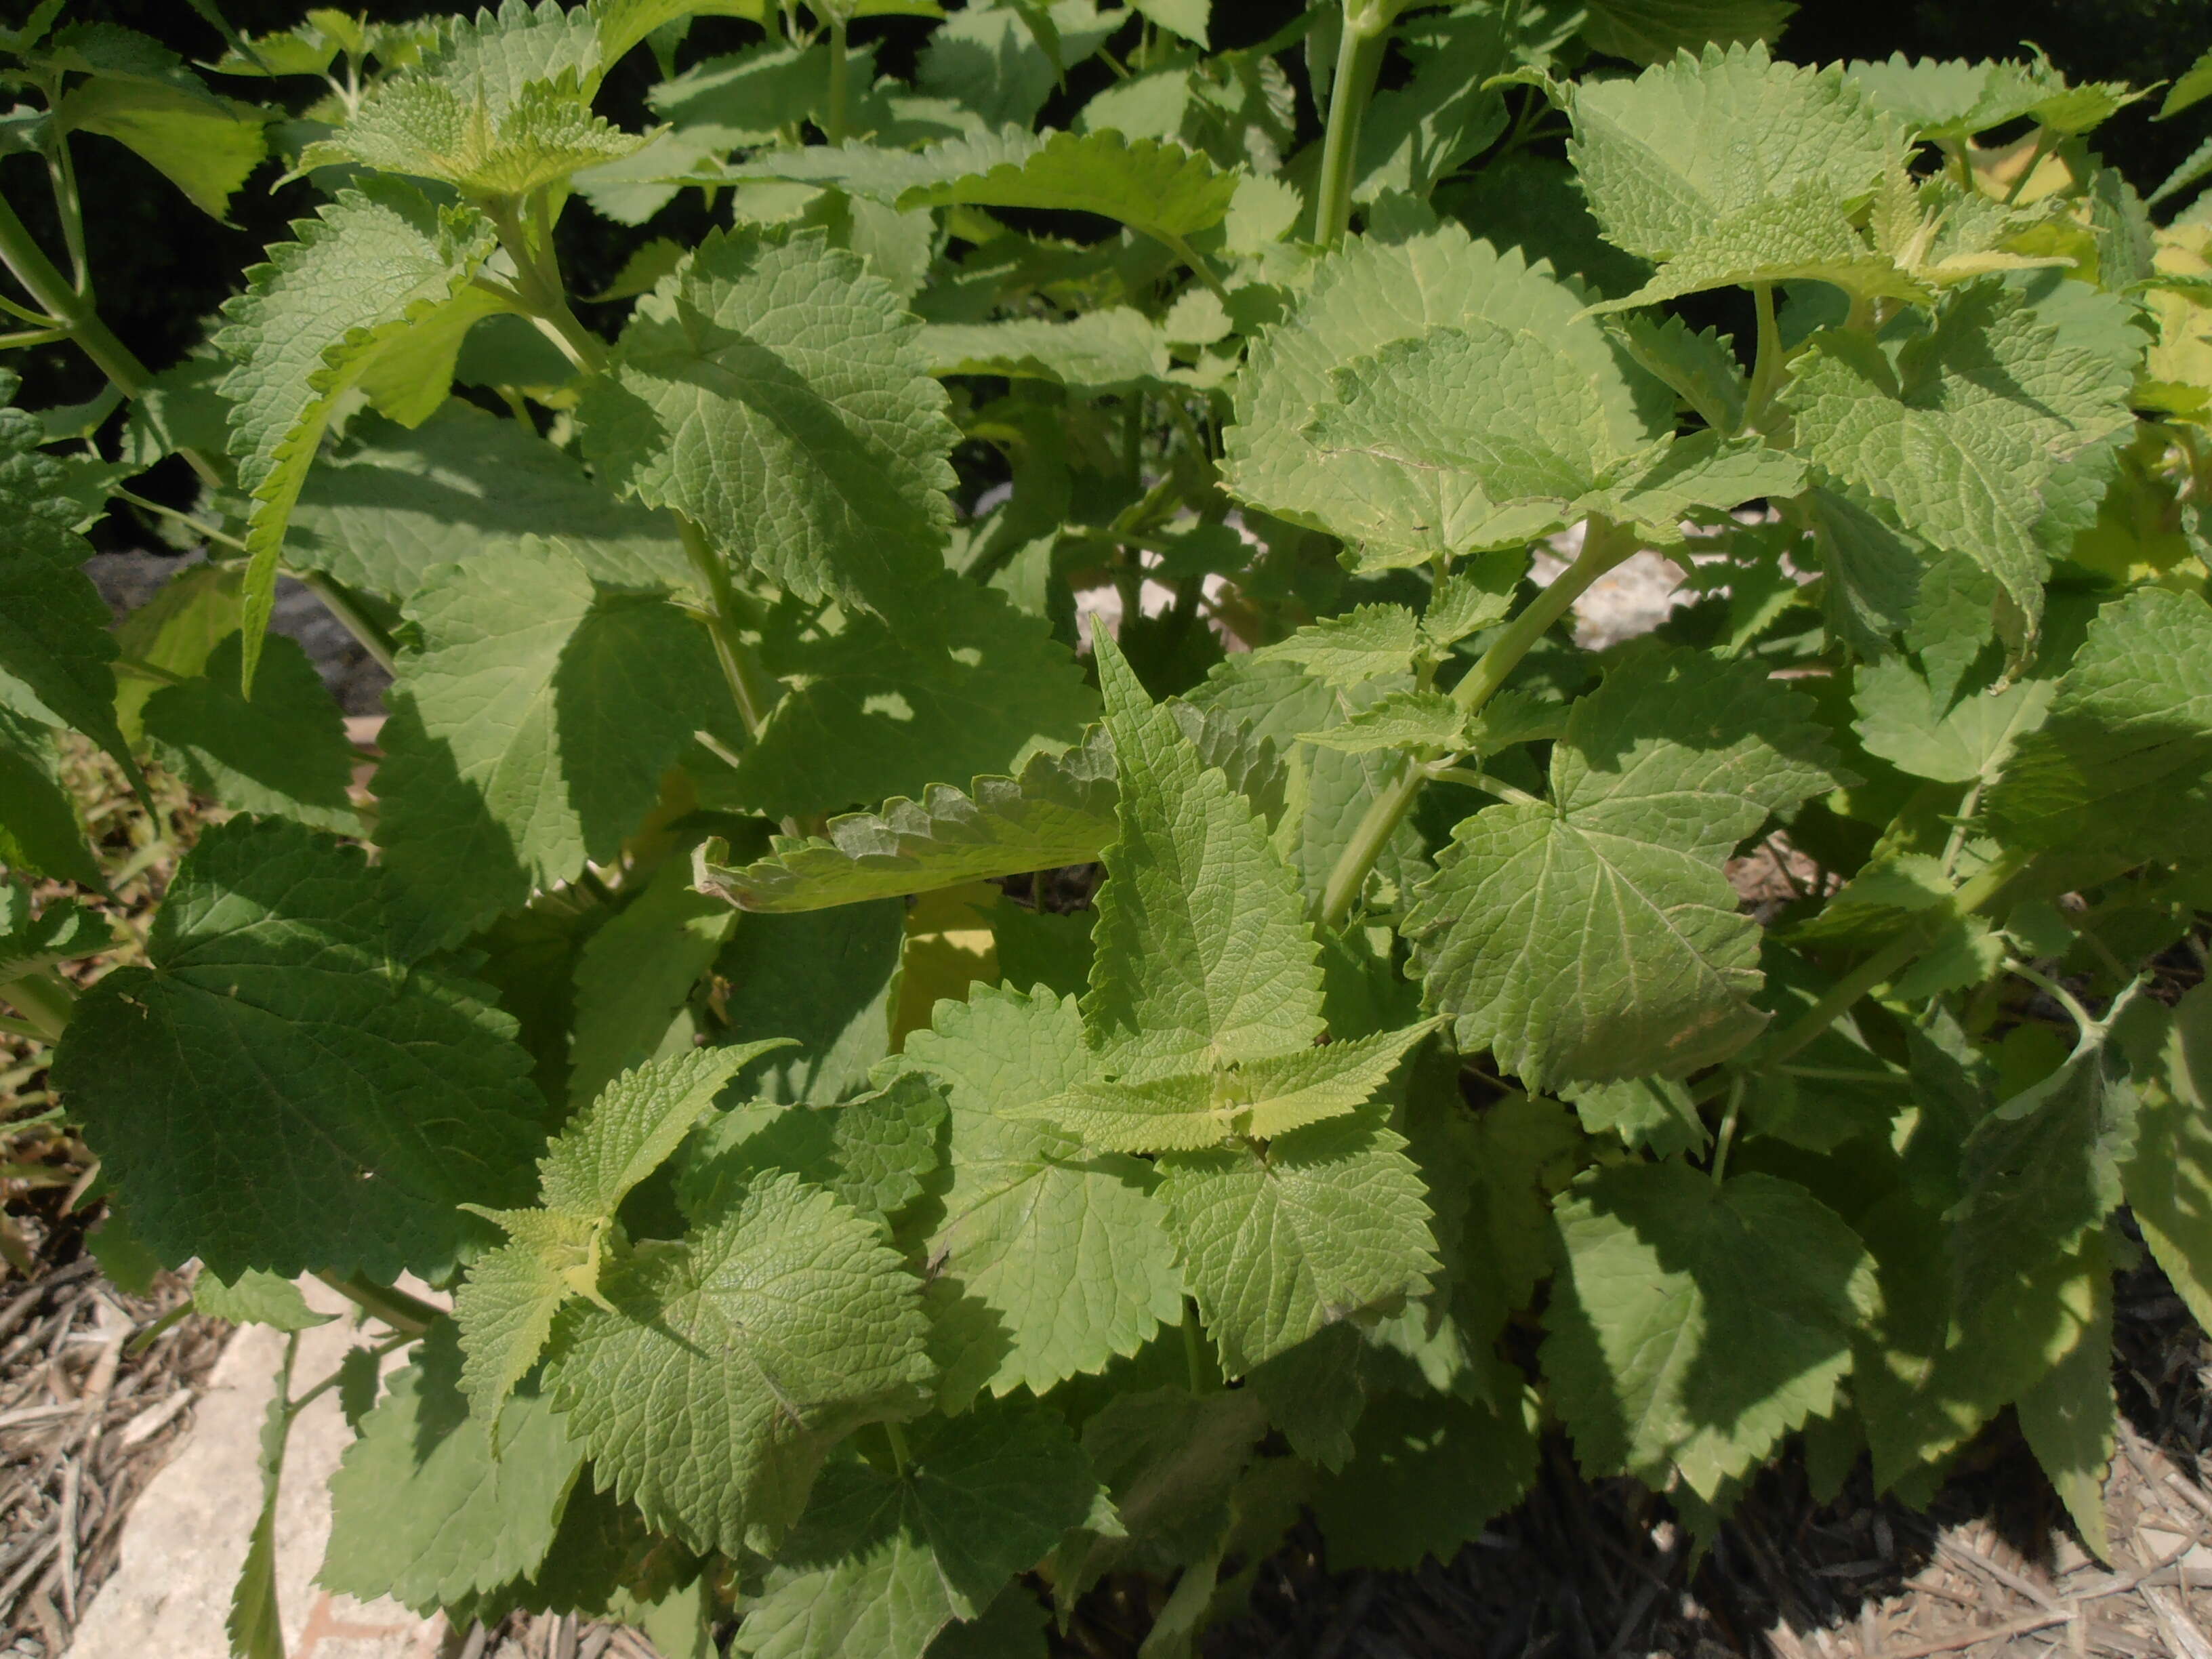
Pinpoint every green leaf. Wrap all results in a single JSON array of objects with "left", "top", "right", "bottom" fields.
[
  {"left": 733, "top": 1397, "right": 1099, "bottom": 1659},
  {"left": 322, "top": 1322, "right": 587, "bottom": 1614},
  {"left": 142, "top": 633, "right": 361, "bottom": 833},
  {"left": 1578, "top": 0, "right": 1795, "bottom": 64},
  {"left": 1016, "top": 1022, "right": 1439, "bottom": 1153},
  {"left": 1309, "top": 1379, "right": 1538, "bottom": 1570},
  {"left": 2014, "top": 1234, "right": 2115, "bottom": 1563},
  {"left": 714, "top": 901, "right": 908, "bottom": 1105},
  {"left": 0, "top": 406, "right": 140, "bottom": 785},
  {"left": 696, "top": 725, "right": 1118, "bottom": 913},
  {"left": 287, "top": 402, "right": 689, "bottom": 603},
  {"left": 1543, "top": 1163, "right": 1874, "bottom": 1497},
  {"left": 915, "top": 3, "right": 1117, "bottom": 129},
  {"left": 1157, "top": 1108, "right": 1438, "bottom": 1375},
  {"left": 901, "top": 986, "right": 1184, "bottom": 1405},
  {"left": 1608, "top": 312, "right": 1747, "bottom": 434},
  {"left": 1851, "top": 655, "right": 2053, "bottom": 786},
  {"left": 54, "top": 79, "right": 269, "bottom": 220},
  {"left": 192, "top": 1269, "right": 335, "bottom": 1331},
  {"left": 920, "top": 311, "right": 1172, "bottom": 396},
  {"left": 545, "top": 1170, "right": 935, "bottom": 1555},
  {"left": 228, "top": 1385, "right": 286, "bottom": 1659},
  {"left": 373, "top": 540, "right": 728, "bottom": 951},
  {"left": 546, "top": 1041, "right": 794, "bottom": 1217},
  {"left": 579, "top": 224, "right": 958, "bottom": 619},
  {"left": 731, "top": 129, "right": 1237, "bottom": 248},
  {"left": 594, "top": 0, "right": 769, "bottom": 75},
  {"left": 1847, "top": 52, "right": 2144, "bottom": 143},
  {"left": 1131, "top": 0, "right": 1208, "bottom": 47},
  {"left": 728, "top": 578, "right": 1097, "bottom": 821},
  {"left": 565, "top": 855, "right": 739, "bottom": 1109},
  {"left": 2127, "top": 986, "right": 2212, "bottom": 1335},
  {"left": 1225, "top": 226, "right": 1659, "bottom": 567},
  {"left": 0, "top": 710, "right": 100, "bottom": 886},
  {"left": 302, "top": 73, "right": 647, "bottom": 198},
  {"left": 453, "top": 1208, "right": 598, "bottom": 1418},
  {"left": 1561, "top": 1074, "right": 1708, "bottom": 1158},
  {"left": 1297, "top": 689, "right": 1469, "bottom": 755},
  {"left": 1985, "top": 588, "right": 2212, "bottom": 870},
  {"left": 53, "top": 817, "right": 545, "bottom": 1279},
  {"left": 1406, "top": 646, "right": 1841, "bottom": 1088},
  {"left": 1251, "top": 605, "right": 1420, "bottom": 690},
  {"left": 1948, "top": 998, "right": 2139, "bottom": 1309},
  {"left": 1085, "top": 636, "right": 1322, "bottom": 1079},
  {"left": 1303, "top": 327, "right": 1804, "bottom": 549},
  {"left": 687, "top": 1071, "right": 949, "bottom": 1229},
  {"left": 0, "top": 881, "right": 112, "bottom": 984},
  {"left": 1566, "top": 44, "right": 1904, "bottom": 305},
  {"left": 215, "top": 176, "right": 510, "bottom": 689},
  {"left": 1783, "top": 279, "right": 2140, "bottom": 663},
  {"left": 1245, "top": 1324, "right": 1365, "bottom": 1471}
]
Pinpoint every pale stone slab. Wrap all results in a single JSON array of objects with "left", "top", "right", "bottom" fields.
[{"left": 67, "top": 1279, "right": 446, "bottom": 1659}]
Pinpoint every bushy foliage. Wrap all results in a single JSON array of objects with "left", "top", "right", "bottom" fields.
[{"left": 6, "top": 0, "right": 2212, "bottom": 1652}]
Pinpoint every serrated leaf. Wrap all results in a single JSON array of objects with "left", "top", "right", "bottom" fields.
[
  {"left": 545, "top": 1170, "right": 935, "bottom": 1555},
  {"left": 142, "top": 633, "right": 361, "bottom": 833},
  {"left": 728, "top": 577, "right": 1097, "bottom": 821},
  {"left": 1543, "top": 1164, "right": 1874, "bottom": 1497},
  {"left": 287, "top": 401, "right": 689, "bottom": 602},
  {"left": 1608, "top": 312, "right": 1747, "bottom": 434},
  {"left": 323, "top": 1323, "right": 586, "bottom": 1614},
  {"left": 1157, "top": 1107, "right": 1438, "bottom": 1375},
  {"left": 1568, "top": 43, "right": 1902, "bottom": 268},
  {"left": 1784, "top": 279, "right": 2139, "bottom": 661},
  {"left": 373, "top": 540, "right": 728, "bottom": 951},
  {"left": 1948, "top": 999, "right": 2139, "bottom": 1309},
  {"left": 545, "top": 1041, "right": 794, "bottom": 1216},
  {"left": 920, "top": 311, "right": 1171, "bottom": 395},
  {"left": 1086, "top": 635, "right": 1322, "bottom": 1079},
  {"left": 0, "top": 405, "right": 140, "bottom": 785},
  {"left": 681, "top": 1070, "right": 948, "bottom": 1229},
  {"left": 698, "top": 726, "right": 1118, "bottom": 913},
  {"left": 453, "top": 1208, "right": 600, "bottom": 1417},
  {"left": 216, "top": 176, "right": 510, "bottom": 689},
  {"left": 901, "top": 986, "right": 1184, "bottom": 1405},
  {"left": 733, "top": 1397, "right": 1098, "bottom": 1659},
  {"left": 594, "top": 0, "right": 769, "bottom": 75},
  {"left": 1246, "top": 1324, "right": 1365, "bottom": 1471},
  {"left": 2014, "top": 1233, "right": 2115, "bottom": 1563},
  {"left": 1251, "top": 605, "right": 1420, "bottom": 690},
  {"left": 1297, "top": 690, "right": 1468, "bottom": 756},
  {"left": 1017, "top": 1021, "right": 1439, "bottom": 1153},
  {"left": 1847, "top": 52, "right": 2144, "bottom": 143},
  {"left": 1985, "top": 587, "right": 2212, "bottom": 869},
  {"left": 54, "top": 78, "right": 269, "bottom": 220},
  {"left": 1226, "top": 227, "right": 1658, "bottom": 566},
  {"left": 1406, "top": 646, "right": 1841, "bottom": 1088},
  {"left": 1343, "top": 9, "right": 1509, "bottom": 208},
  {"left": 579, "top": 224, "right": 958, "bottom": 618},
  {"left": 733, "top": 129, "right": 1235, "bottom": 249},
  {"left": 1850, "top": 656, "right": 2053, "bottom": 785},
  {"left": 193, "top": 1269, "right": 335, "bottom": 1331},
  {"left": 53, "top": 817, "right": 545, "bottom": 1280},
  {"left": 1304, "top": 327, "right": 1804, "bottom": 548},
  {"left": 2127, "top": 985, "right": 2212, "bottom": 1335},
  {"left": 715, "top": 901, "right": 907, "bottom": 1105},
  {"left": 915, "top": 3, "right": 1116, "bottom": 129},
  {"left": 302, "top": 58, "right": 648, "bottom": 197},
  {"left": 0, "top": 881, "right": 111, "bottom": 984},
  {"left": 1561, "top": 1074, "right": 1708, "bottom": 1158}
]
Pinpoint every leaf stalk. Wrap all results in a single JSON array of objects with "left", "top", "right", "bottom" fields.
[
  {"left": 677, "top": 515, "right": 778, "bottom": 739},
  {"left": 1313, "top": 5, "right": 1391, "bottom": 247}
]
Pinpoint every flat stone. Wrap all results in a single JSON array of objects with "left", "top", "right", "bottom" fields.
[{"left": 66, "top": 1279, "right": 446, "bottom": 1659}]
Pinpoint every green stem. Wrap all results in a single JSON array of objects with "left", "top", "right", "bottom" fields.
[
  {"left": 883, "top": 1420, "right": 911, "bottom": 1475},
  {"left": 0, "top": 970, "right": 75, "bottom": 1044},
  {"left": 287, "top": 1331, "right": 415, "bottom": 1415},
  {"left": 1158, "top": 232, "right": 1233, "bottom": 306},
  {"left": 825, "top": 17, "right": 850, "bottom": 146},
  {"left": 2002, "top": 127, "right": 2053, "bottom": 206},
  {"left": 41, "top": 123, "right": 89, "bottom": 295},
  {"left": 1428, "top": 765, "right": 1539, "bottom": 805},
  {"left": 1742, "top": 282, "right": 1784, "bottom": 434},
  {"left": 111, "top": 488, "right": 247, "bottom": 553},
  {"left": 1314, "top": 11, "right": 1389, "bottom": 247},
  {"left": 1761, "top": 850, "right": 2028, "bottom": 1067},
  {"left": 488, "top": 195, "right": 607, "bottom": 375},
  {"left": 2006, "top": 960, "right": 2101, "bottom": 1041},
  {"left": 1314, "top": 519, "right": 1636, "bottom": 930},
  {"left": 0, "top": 188, "right": 226, "bottom": 488},
  {"left": 290, "top": 570, "right": 399, "bottom": 674},
  {"left": 678, "top": 516, "right": 777, "bottom": 738},
  {"left": 1709, "top": 1075, "right": 1744, "bottom": 1184},
  {"left": 313, "top": 1272, "right": 443, "bottom": 1335}
]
